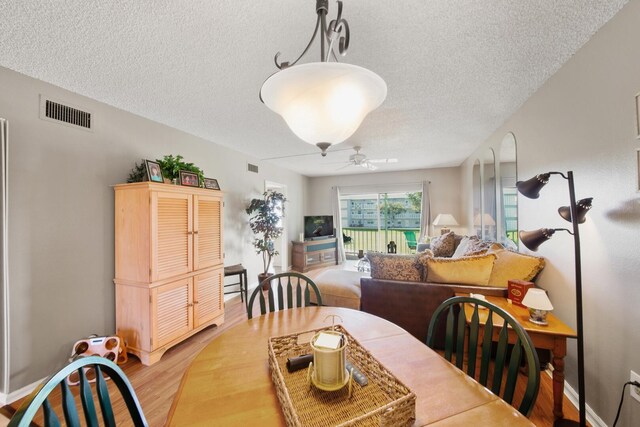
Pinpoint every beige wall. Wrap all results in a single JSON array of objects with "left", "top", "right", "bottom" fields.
[
  {"left": 0, "top": 66, "right": 308, "bottom": 393},
  {"left": 462, "top": 1, "right": 640, "bottom": 424},
  {"left": 307, "top": 167, "right": 465, "bottom": 235}
]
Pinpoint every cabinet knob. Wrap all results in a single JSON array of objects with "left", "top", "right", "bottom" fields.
[
  {"left": 187, "top": 303, "right": 194, "bottom": 307},
  {"left": 187, "top": 231, "right": 194, "bottom": 235},
  {"left": 194, "top": 231, "right": 199, "bottom": 235},
  {"left": 194, "top": 300, "right": 199, "bottom": 304}
]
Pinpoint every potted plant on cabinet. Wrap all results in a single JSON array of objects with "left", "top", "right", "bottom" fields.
[
  {"left": 246, "top": 190, "right": 287, "bottom": 290},
  {"left": 157, "top": 154, "right": 205, "bottom": 184}
]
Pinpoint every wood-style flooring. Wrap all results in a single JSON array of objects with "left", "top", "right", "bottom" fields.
[{"left": 5, "top": 278, "right": 582, "bottom": 426}]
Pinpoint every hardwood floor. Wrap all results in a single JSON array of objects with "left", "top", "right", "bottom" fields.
[{"left": 5, "top": 283, "right": 582, "bottom": 426}]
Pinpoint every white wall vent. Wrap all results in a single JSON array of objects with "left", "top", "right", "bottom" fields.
[
  {"left": 247, "top": 163, "right": 259, "bottom": 173},
  {"left": 39, "top": 95, "right": 93, "bottom": 131}
]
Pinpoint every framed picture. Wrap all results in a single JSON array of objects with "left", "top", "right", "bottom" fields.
[
  {"left": 179, "top": 170, "right": 199, "bottom": 187},
  {"left": 636, "top": 93, "right": 640, "bottom": 139},
  {"left": 145, "top": 160, "right": 163, "bottom": 183},
  {"left": 203, "top": 178, "right": 220, "bottom": 190}
]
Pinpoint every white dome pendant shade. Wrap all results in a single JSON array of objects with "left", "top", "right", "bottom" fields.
[{"left": 260, "top": 62, "right": 387, "bottom": 154}]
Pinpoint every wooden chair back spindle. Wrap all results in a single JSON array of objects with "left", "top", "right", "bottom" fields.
[{"left": 247, "top": 272, "right": 323, "bottom": 319}]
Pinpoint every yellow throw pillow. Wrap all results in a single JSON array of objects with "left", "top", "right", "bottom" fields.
[
  {"left": 426, "top": 253, "right": 497, "bottom": 286},
  {"left": 488, "top": 248, "right": 545, "bottom": 287}
]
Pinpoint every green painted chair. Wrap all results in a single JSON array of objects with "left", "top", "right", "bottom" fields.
[
  {"left": 403, "top": 230, "right": 417, "bottom": 252},
  {"left": 9, "top": 355, "right": 147, "bottom": 427},
  {"left": 426, "top": 296, "right": 540, "bottom": 417},
  {"left": 247, "top": 272, "right": 323, "bottom": 319}
]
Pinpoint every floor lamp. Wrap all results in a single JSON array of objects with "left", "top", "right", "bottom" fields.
[{"left": 516, "top": 171, "right": 593, "bottom": 427}]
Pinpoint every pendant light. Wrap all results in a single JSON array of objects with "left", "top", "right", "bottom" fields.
[{"left": 260, "top": 0, "right": 387, "bottom": 156}]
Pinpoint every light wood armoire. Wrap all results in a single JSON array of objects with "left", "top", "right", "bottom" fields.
[{"left": 114, "top": 182, "right": 224, "bottom": 365}]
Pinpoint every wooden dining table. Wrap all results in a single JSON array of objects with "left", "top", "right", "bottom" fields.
[{"left": 167, "top": 307, "right": 534, "bottom": 426}]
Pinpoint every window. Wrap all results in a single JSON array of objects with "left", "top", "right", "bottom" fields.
[
  {"left": 503, "top": 187, "right": 518, "bottom": 244},
  {"left": 340, "top": 191, "right": 422, "bottom": 256}
]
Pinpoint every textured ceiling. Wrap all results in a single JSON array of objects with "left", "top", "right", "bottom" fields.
[{"left": 0, "top": 0, "right": 628, "bottom": 177}]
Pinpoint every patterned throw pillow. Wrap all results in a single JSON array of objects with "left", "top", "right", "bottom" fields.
[
  {"left": 430, "top": 231, "right": 457, "bottom": 257},
  {"left": 415, "top": 250, "right": 434, "bottom": 281},
  {"left": 487, "top": 248, "right": 545, "bottom": 287},
  {"left": 451, "top": 236, "right": 471, "bottom": 258},
  {"left": 426, "top": 253, "right": 498, "bottom": 286},
  {"left": 461, "top": 236, "right": 495, "bottom": 255},
  {"left": 366, "top": 252, "right": 422, "bottom": 282}
]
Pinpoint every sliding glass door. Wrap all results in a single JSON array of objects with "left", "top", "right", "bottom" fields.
[{"left": 340, "top": 191, "right": 421, "bottom": 257}]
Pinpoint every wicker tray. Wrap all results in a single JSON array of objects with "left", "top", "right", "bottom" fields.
[{"left": 268, "top": 325, "right": 416, "bottom": 427}]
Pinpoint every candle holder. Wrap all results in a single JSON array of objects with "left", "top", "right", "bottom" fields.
[{"left": 307, "top": 315, "right": 353, "bottom": 396}]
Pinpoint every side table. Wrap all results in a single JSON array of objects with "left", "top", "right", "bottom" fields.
[
  {"left": 459, "top": 295, "right": 577, "bottom": 419},
  {"left": 223, "top": 264, "right": 248, "bottom": 303}
]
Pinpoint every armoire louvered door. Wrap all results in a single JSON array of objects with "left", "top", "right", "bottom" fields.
[
  {"left": 194, "top": 194, "right": 223, "bottom": 270},
  {"left": 153, "top": 278, "right": 193, "bottom": 348},
  {"left": 151, "top": 191, "right": 193, "bottom": 281},
  {"left": 193, "top": 269, "right": 223, "bottom": 328}
]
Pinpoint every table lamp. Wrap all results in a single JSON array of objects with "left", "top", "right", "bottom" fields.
[
  {"left": 473, "top": 213, "right": 497, "bottom": 226},
  {"left": 521, "top": 288, "right": 554, "bottom": 325},
  {"left": 432, "top": 213, "right": 458, "bottom": 235}
]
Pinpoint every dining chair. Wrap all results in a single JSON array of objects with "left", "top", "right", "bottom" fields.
[
  {"left": 247, "top": 272, "right": 323, "bottom": 319},
  {"left": 426, "top": 296, "right": 540, "bottom": 416},
  {"left": 9, "top": 355, "right": 148, "bottom": 427}
]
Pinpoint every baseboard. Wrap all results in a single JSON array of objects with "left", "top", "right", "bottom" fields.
[
  {"left": 0, "top": 377, "right": 44, "bottom": 406},
  {"left": 544, "top": 370, "right": 606, "bottom": 427}
]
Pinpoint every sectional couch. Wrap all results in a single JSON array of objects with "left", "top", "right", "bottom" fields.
[{"left": 359, "top": 232, "right": 545, "bottom": 344}]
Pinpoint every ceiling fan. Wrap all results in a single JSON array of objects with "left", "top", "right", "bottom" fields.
[{"left": 338, "top": 146, "right": 398, "bottom": 171}]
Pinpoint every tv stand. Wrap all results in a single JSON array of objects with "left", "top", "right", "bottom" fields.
[{"left": 292, "top": 238, "right": 338, "bottom": 272}]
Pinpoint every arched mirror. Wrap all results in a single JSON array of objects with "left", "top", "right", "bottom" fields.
[
  {"left": 499, "top": 133, "right": 518, "bottom": 248},
  {"left": 472, "top": 159, "right": 482, "bottom": 238},
  {"left": 481, "top": 149, "right": 497, "bottom": 241}
]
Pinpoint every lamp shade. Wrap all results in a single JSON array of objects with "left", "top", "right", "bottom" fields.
[
  {"left": 521, "top": 288, "right": 554, "bottom": 311},
  {"left": 519, "top": 228, "right": 556, "bottom": 251},
  {"left": 260, "top": 62, "right": 387, "bottom": 147},
  {"left": 474, "top": 213, "right": 496, "bottom": 226},
  {"left": 558, "top": 197, "right": 593, "bottom": 224},
  {"left": 516, "top": 173, "right": 551, "bottom": 199},
  {"left": 432, "top": 213, "right": 459, "bottom": 226}
]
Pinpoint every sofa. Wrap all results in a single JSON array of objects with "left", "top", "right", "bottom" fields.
[{"left": 359, "top": 232, "right": 545, "bottom": 344}]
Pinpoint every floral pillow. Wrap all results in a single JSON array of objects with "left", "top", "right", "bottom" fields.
[
  {"left": 430, "top": 231, "right": 457, "bottom": 257},
  {"left": 416, "top": 250, "right": 434, "bottom": 281},
  {"left": 366, "top": 252, "right": 422, "bottom": 282}
]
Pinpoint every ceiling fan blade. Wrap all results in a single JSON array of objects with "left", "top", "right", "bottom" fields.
[
  {"left": 324, "top": 161, "right": 351, "bottom": 165},
  {"left": 362, "top": 162, "right": 378, "bottom": 171},
  {"left": 336, "top": 163, "right": 353, "bottom": 171},
  {"left": 368, "top": 158, "right": 398, "bottom": 164},
  {"left": 262, "top": 146, "right": 352, "bottom": 161}
]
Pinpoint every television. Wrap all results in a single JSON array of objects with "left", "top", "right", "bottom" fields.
[{"left": 303, "top": 215, "right": 335, "bottom": 240}]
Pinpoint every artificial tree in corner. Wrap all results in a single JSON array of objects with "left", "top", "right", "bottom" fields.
[{"left": 246, "top": 190, "right": 287, "bottom": 290}]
